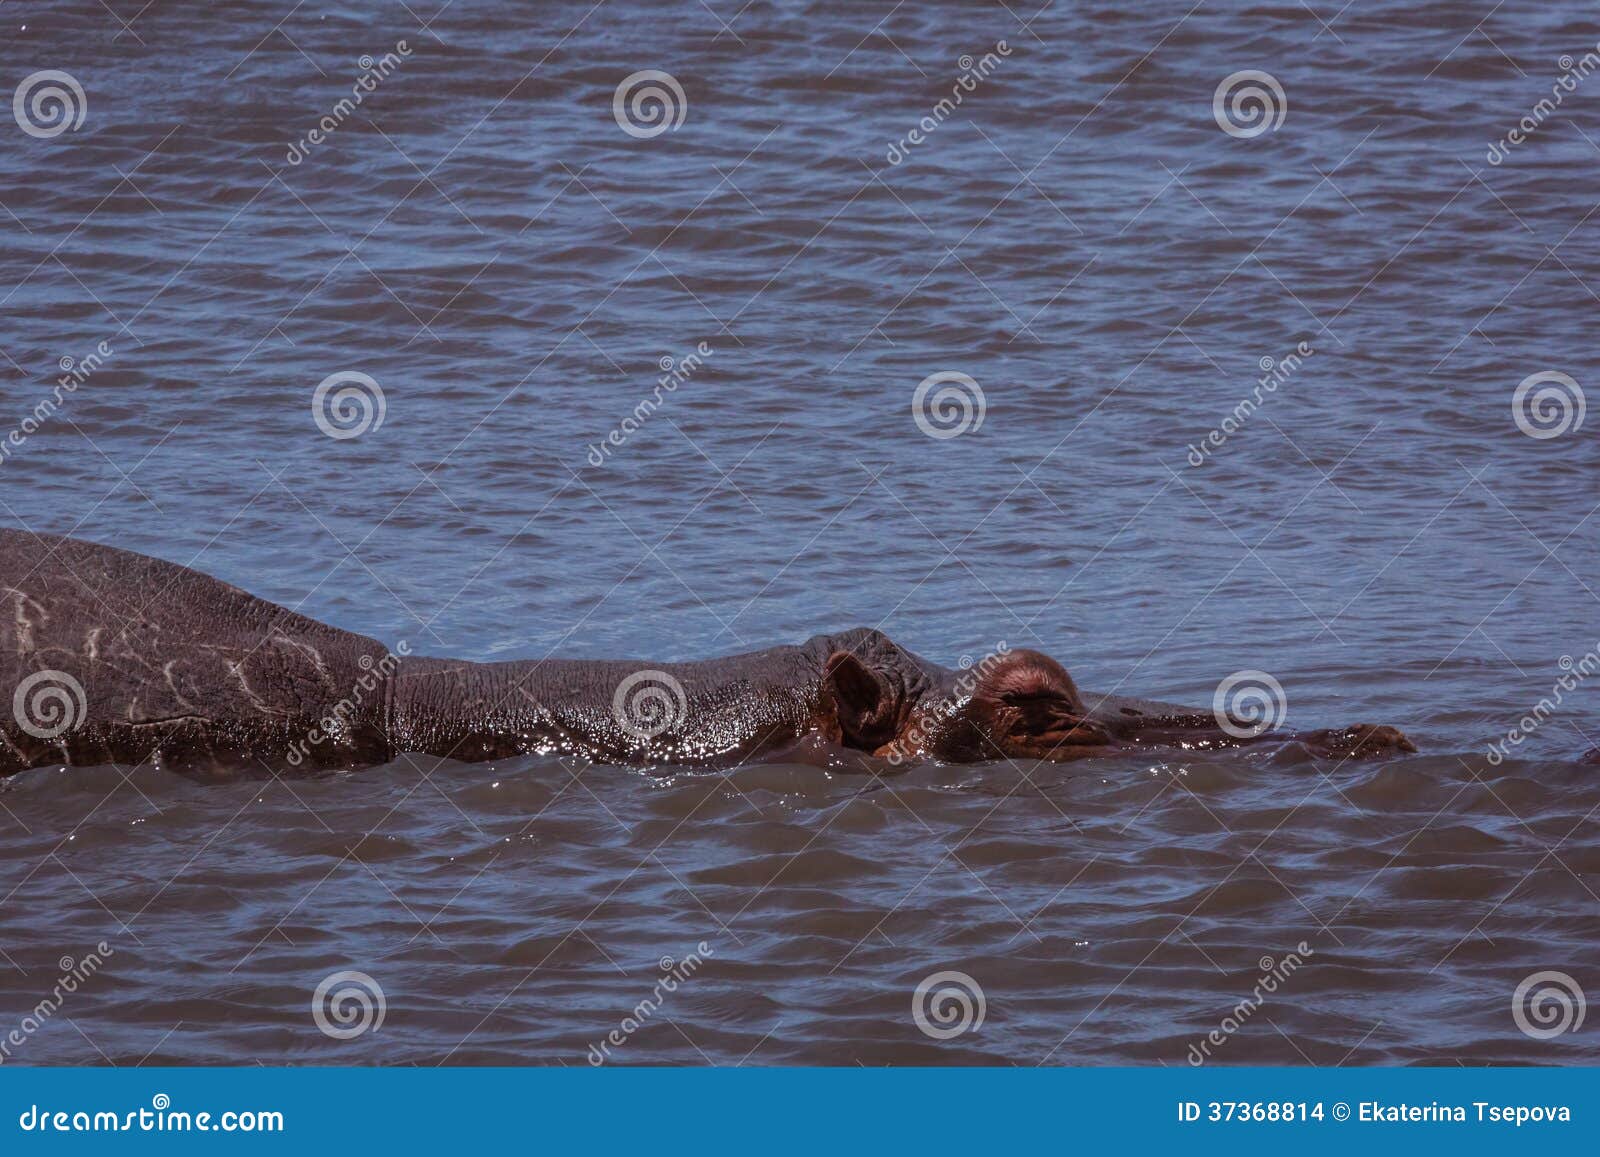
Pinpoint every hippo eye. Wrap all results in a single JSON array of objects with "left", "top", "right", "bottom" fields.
[{"left": 1001, "top": 690, "right": 1078, "bottom": 727}]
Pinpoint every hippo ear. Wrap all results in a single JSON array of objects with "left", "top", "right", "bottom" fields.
[{"left": 823, "top": 651, "right": 898, "bottom": 750}]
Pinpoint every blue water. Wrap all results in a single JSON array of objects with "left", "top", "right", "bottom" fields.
[{"left": 0, "top": 0, "right": 1596, "bottom": 1065}]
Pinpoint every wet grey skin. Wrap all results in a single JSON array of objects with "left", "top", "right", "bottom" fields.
[{"left": 0, "top": 530, "right": 1418, "bottom": 777}]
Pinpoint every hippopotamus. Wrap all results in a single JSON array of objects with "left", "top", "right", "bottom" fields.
[{"left": 0, "top": 530, "right": 1416, "bottom": 777}]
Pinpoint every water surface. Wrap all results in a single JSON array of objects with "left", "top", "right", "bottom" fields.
[{"left": 0, "top": 0, "right": 1597, "bottom": 1065}]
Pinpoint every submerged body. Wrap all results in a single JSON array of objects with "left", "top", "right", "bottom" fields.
[{"left": 0, "top": 530, "right": 1416, "bottom": 777}]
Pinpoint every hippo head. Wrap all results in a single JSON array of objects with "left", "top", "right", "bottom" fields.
[{"left": 821, "top": 644, "right": 1111, "bottom": 764}]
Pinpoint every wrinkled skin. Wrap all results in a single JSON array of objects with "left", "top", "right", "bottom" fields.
[
  {"left": 1, "top": 531, "right": 1418, "bottom": 777},
  {"left": 881, "top": 647, "right": 1417, "bottom": 765}
]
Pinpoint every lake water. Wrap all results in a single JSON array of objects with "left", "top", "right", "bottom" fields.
[{"left": 0, "top": 0, "right": 1596, "bottom": 1065}]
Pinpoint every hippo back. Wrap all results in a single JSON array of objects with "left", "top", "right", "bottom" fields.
[{"left": 0, "top": 530, "right": 395, "bottom": 774}]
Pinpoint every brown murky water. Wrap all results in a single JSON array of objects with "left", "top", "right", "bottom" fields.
[{"left": 1, "top": 1, "right": 1597, "bottom": 1065}]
